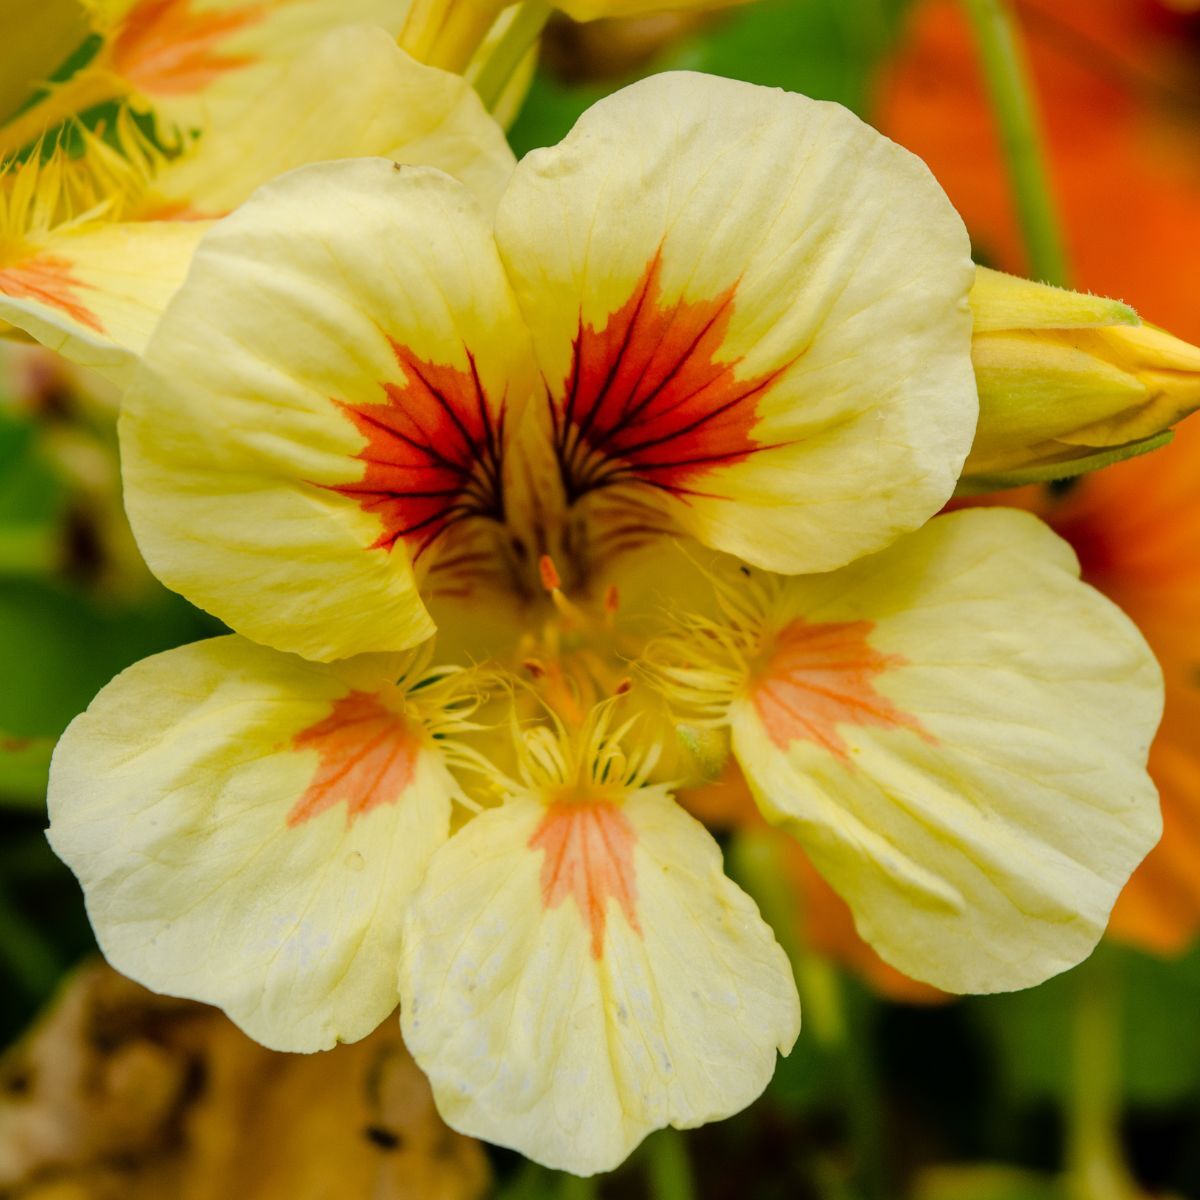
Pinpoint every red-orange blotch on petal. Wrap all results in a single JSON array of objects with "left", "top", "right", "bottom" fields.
[
  {"left": 112, "top": 0, "right": 267, "bottom": 96},
  {"left": 753, "top": 618, "right": 929, "bottom": 760},
  {"left": 331, "top": 339, "right": 505, "bottom": 560},
  {"left": 553, "top": 251, "right": 784, "bottom": 501},
  {"left": 287, "top": 689, "right": 421, "bottom": 828},
  {"left": 529, "top": 800, "right": 641, "bottom": 959}
]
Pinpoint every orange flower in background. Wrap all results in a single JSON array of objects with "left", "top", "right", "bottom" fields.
[
  {"left": 878, "top": 0, "right": 1200, "bottom": 339},
  {"left": 879, "top": 0, "right": 1200, "bottom": 954},
  {"left": 981, "top": 424, "right": 1200, "bottom": 956}
]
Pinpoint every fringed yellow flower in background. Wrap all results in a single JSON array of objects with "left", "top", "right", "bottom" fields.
[
  {"left": 0, "top": 14, "right": 514, "bottom": 382},
  {"left": 39, "top": 69, "right": 1181, "bottom": 1175}
]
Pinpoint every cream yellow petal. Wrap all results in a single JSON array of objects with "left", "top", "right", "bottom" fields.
[
  {"left": 723, "top": 509, "right": 1162, "bottom": 993},
  {"left": 46, "top": 635, "right": 458, "bottom": 1051},
  {"left": 121, "top": 158, "right": 537, "bottom": 661},
  {"left": 146, "top": 25, "right": 514, "bottom": 219},
  {"left": 0, "top": 220, "right": 209, "bottom": 383},
  {"left": 399, "top": 791, "right": 799, "bottom": 1175},
  {"left": 494, "top": 71, "right": 977, "bottom": 575},
  {"left": 92, "top": 0, "right": 411, "bottom": 134},
  {"left": 0, "top": 0, "right": 91, "bottom": 126}
]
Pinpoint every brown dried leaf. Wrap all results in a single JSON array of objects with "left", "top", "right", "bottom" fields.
[{"left": 0, "top": 960, "right": 489, "bottom": 1200}]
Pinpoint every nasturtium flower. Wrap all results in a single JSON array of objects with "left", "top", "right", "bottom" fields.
[
  {"left": 46, "top": 72, "right": 1164, "bottom": 1175},
  {"left": 0, "top": 25, "right": 513, "bottom": 382},
  {"left": 0, "top": 0, "right": 411, "bottom": 159}
]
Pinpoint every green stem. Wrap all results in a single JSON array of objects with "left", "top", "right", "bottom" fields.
[
  {"left": 469, "top": 0, "right": 551, "bottom": 114},
  {"left": 960, "top": 0, "right": 1069, "bottom": 286},
  {"left": 0, "top": 882, "right": 60, "bottom": 999},
  {"left": 555, "top": 1173, "right": 598, "bottom": 1200},
  {"left": 1065, "top": 953, "right": 1135, "bottom": 1200},
  {"left": 728, "top": 832, "right": 886, "bottom": 1200},
  {"left": 643, "top": 1128, "right": 696, "bottom": 1200}
]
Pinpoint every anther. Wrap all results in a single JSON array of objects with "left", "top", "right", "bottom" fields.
[{"left": 539, "top": 554, "right": 561, "bottom": 592}]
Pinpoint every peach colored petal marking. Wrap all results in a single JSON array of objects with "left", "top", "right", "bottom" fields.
[
  {"left": 753, "top": 618, "right": 929, "bottom": 760},
  {"left": 529, "top": 801, "right": 641, "bottom": 959},
  {"left": 553, "top": 250, "right": 786, "bottom": 502},
  {"left": 287, "top": 690, "right": 420, "bottom": 828},
  {"left": 330, "top": 340, "right": 505, "bottom": 560},
  {"left": 112, "top": 0, "right": 267, "bottom": 96},
  {"left": 0, "top": 256, "right": 104, "bottom": 332}
]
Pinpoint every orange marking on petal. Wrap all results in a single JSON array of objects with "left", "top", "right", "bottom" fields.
[
  {"left": 330, "top": 340, "right": 505, "bottom": 559},
  {"left": 529, "top": 801, "right": 641, "bottom": 958},
  {"left": 0, "top": 255, "right": 104, "bottom": 332},
  {"left": 553, "top": 251, "right": 784, "bottom": 501},
  {"left": 753, "top": 618, "right": 929, "bottom": 760},
  {"left": 112, "top": 0, "right": 267, "bottom": 97},
  {"left": 287, "top": 689, "right": 420, "bottom": 828}
]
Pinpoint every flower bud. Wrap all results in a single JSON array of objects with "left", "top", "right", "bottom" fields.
[{"left": 959, "top": 267, "right": 1200, "bottom": 492}]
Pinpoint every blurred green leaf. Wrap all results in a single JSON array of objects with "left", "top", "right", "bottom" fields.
[
  {"left": 968, "top": 944, "right": 1200, "bottom": 1108},
  {"left": 661, "top": 0, "right": 912, "bottom": 116},
  {"left": 0, "top": 577, "right": 214, "bottom": 738},
  {"left": 912, "top": 1165, "right": 1064, "bottom": 1200},
  {"left": 508, "top": 0, "right": 916, "bottom": 157},
  {"left": 0, "top": 733, "right": 54, "bottom": 808},
  {"left": 0, "top": 409, "right": 66, "bottom": 576}
]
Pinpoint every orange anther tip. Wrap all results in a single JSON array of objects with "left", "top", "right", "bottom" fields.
[
  {"left": 522, "top": 658, "right": 547, "bottom": 679},
  {"left": 539, "top": 554, "right": 561, "bottom": 592},
  {"left": 614, "top": 678, "right": 633, "bottom": 696},
  {"left": 603, "top": 584, "right": 620, "bottom": 615}
]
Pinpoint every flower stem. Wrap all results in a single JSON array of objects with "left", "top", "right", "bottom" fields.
[
  {"left": 729, "top": 831, "right": 887, "bottom": 1200},
  {"left": 960, "top": 0, "right": 1069, "bottom": 286},
  {"left": 398, "top": 0, "right": 506, "bottom": 74},
  {"left": 0, "top": 882, "right": 60, "bottom": 999},
  {"left": 643, "top": 1128, "right": 695, "bottom": 1200},
  {"left": 556, "top": 1172, "right": 597, "bottom": 1200},
  {"left": 1065, "top": 952, "right": 1136, "bottom": 1200},
  {"left": 470, "top": 0, "right": 551, "bottom": 115}
]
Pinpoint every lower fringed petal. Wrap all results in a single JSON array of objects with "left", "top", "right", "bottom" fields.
[
  {"left": 47, "top": 635, "right": 464, "bottom": 1052},
  {"left": 398, "top": 790, "right": 799, "bottom": 1176}
]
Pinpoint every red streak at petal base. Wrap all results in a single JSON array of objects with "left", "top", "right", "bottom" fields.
[
  {"left": 554, "top": 252, "right": 784, "bottom": 500},
  {"left": 287, "top": 690, "right": 420, "bottom": 828},
  {"left": 754, "top": 618, "right": 929, "bottom": 760},
  {"left": 529, "top": 801, "right": 641, "bottom": 959},
  {"left": 0, "top": 256, "right": 104, "bottom": 332},
  {"left": 330, "top": 339, "right": 504, "bottom": 560},
  {"left": 112, "top": 0, "right": 267, "bottom": 97}
]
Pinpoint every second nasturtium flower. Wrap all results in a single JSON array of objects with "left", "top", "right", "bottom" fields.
[
  {"left": 47, "top": 73, "right": 1164, "bottom": 1174},
  {"left": 0, "top": 24, "right": 514, "bottom": 382}
]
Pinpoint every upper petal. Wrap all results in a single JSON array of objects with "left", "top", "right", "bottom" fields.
[
  {"left": 121, "top": 158, "right": 537, "bottom": 661},
  {"left": 494, "top": 71, "right": 977, "bottom": 575},
  {"left": 722, "top": 509, "right": 1162, "bottom": 992},
  {"left": 399, "top": 790, "right": 799, "bottom": 1175},
  {"left": 46, "top": 634, "right": 460, "bottom": 1051}
]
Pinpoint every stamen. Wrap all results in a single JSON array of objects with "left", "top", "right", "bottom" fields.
[{"left": 539, "top": 553, "right": 561, "bottom": 592}]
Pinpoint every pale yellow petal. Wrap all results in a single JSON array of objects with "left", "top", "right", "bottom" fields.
[
  {"left": 121, "top": 158, "right": 536, "bottom": 661},
  {"left": 0, "top": 220, "right": 209, "bottom": 383},
  {"left": 726, "top": 509, "right": 1162, "bottom": 993},
  {"left": 146, "top": 25, "right": 514, "bottom": 218},
  {"left": 96, "top": 0, "right": 411, "bottom": 134},
  {"left": 399, "top": 791, "right": 799, "bottom": 1175},
  {"left": 46, "top": 635, "right": 456, "bottom": 1051},
  {"left": 494, "top": 71, "right": 977, "bottom": 575}
]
